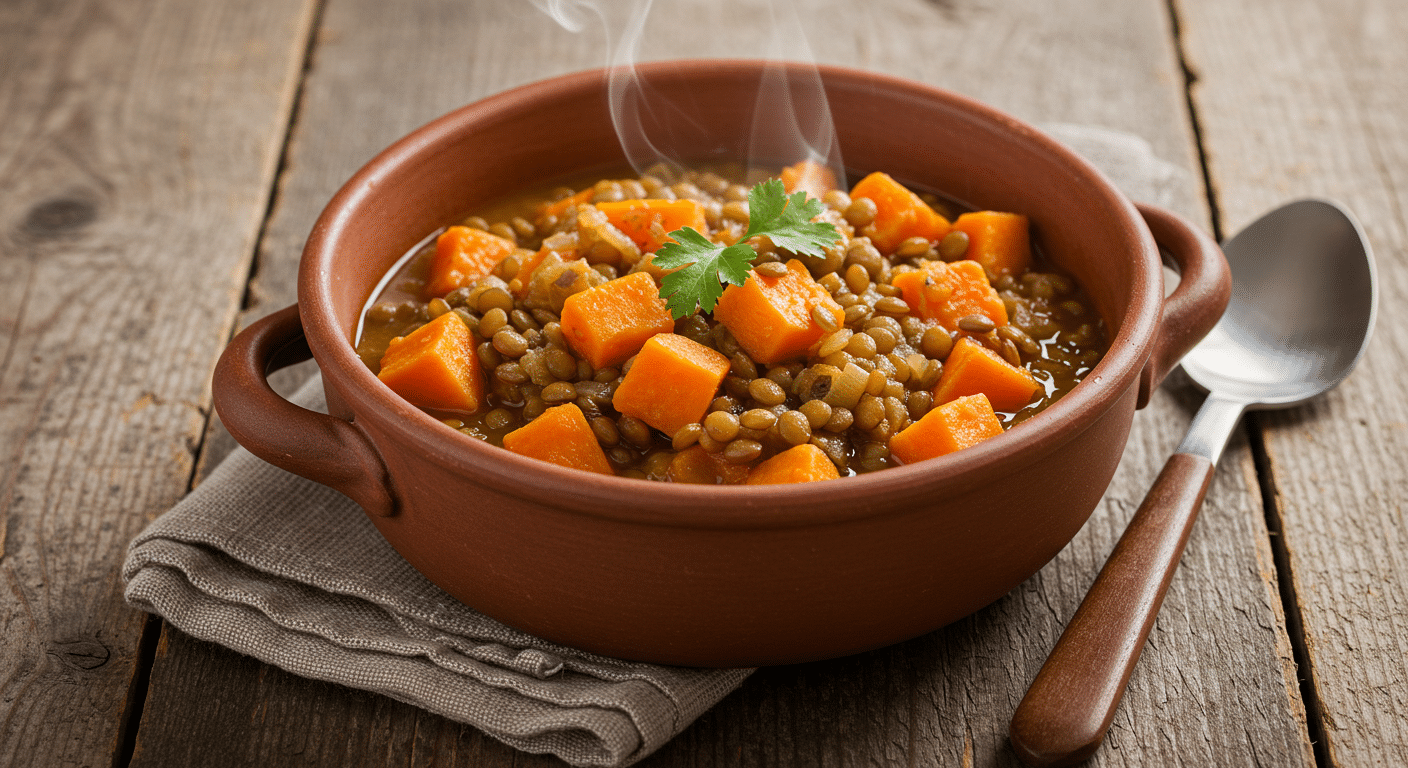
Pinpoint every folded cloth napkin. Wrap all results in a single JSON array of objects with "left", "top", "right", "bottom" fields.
[
  {"left": 123, "top": 125, "right": 1181, "bottom": 768},
  {"left": 124, "top": 379, "right": 751, "bottom": 767}
]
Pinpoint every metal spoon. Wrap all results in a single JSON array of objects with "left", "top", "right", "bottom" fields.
[{"left": 1009, "top": 199, "right": 1377, "bottom": 767}]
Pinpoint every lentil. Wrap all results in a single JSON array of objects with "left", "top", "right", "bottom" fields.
[
  {"left": 704, "top": 411, "right": 742, "bottom": 442},
  {"left": 591, "top": 416, "right": 621, "bottom": 446},
  {"left": 722, "top": 439, "right": 763, "bottom": 464},
  {"left": 748, "top": 377, "right": 788, "bottom": 406},
  {"left": 541, "top": 381, "right": 578, "bottom": 404},
  {"left": 492, "top": 328, "right": 530, "bottom": 357},
  {"left": 844, "top": 197, "right": 877, "bottom": 228},
  {"left": 672, "top": 423, "right": 703, "bottom": 450},
  {"left": 777, "top": 410, "right": 813, "bottom": 445},
  {"left": 753, "top": 261, "right": 788, "bottom": 278},
  {"left": 938, "top": 230, "right": 969, "bottom": 260}
]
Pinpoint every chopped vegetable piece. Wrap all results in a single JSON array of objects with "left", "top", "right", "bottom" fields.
[
  {"left": 713, "top": 259, "right": 845, "bottom": 364},
  {"left": 745, "top": 443, "right": 840, "bottom": 484},
  {"left": 848, "top": 171, "right": 950, "bottom": 254},
  {"left": 889, "top": 393, "right": 1004, "bottom": 463},
  {"left": 521, "top": 252, "right": 607, "bottom": 313},
  {"left": 595, "top": 199, "right": 709, "bottom": 254},
  {"left": 576, "top": 205, "right": 643, "bottom": 266},
  {"left": 425, "top": 225, "right": 517, "bottom": 297},
  {"left": 502, "top": 402, "right": 613, "bottom": 474},
  {"left": 376, "top": 311, "right": 485, "bottom": 413},
  {"left": 890, "top": 259, "right": 1008, "bottom": 333},
  {"left": 668, "top": 445, "right": 751, "bottom": 485},
  {"left": 821, "top": 362, "right": 870, "bottom": 410},
  {"left": 560, "top": 271, "right": 676, "bottom": 369},
  {"left": 612, "top": 333, "right": 732, "bottom": 436},
  {"left": 952, "top": 211, "right": 1032, "bottom": 277},
  {"left": 779, "top": 159, "right": 839, "bottom": 202},
  {"left": 931, "top": 337, "right": 1038, "bottom": 412}
]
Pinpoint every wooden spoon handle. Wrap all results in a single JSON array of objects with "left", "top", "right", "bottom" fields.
[{"left": 1009, "top": 452, "right": 1215, "bottom": 767}]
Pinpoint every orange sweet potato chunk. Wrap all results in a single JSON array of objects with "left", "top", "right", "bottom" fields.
[
  {"left": 713, "top": 259, "right": 845, "bottom": 365},
  {"left": 502, "top": 402, "right": 613, "bottom": 475},
  {"left": 889, "top": 393, "right": 1004, "bottom": 464},
  {"left": 953, "top": 211, "right": 1032, "bottom": 278},
  {"left": 931, "top": 337, "right": 1038, "bottom": 412},
  {"left": 668, "top": 445, "right": 751, "bottom": 485},
  {"left": 849, "top": 171, "right": 951, "bottom": 254},
  {"left": 595, "top": 199, "right": 708, "bottom": 253},
  {"left": 425, "top": 226, "right": 517, "bottom": 297},
  {"left": 560, "top": 271, "right": 675, "bottom": 370},
  {"left": 890, "top": 259, "right": 1008, "bottom": 333},
  {"left": 611, "top": 333, "right": 731, "bottom": 436},
  {"left": 745, "top": 444, "right": 840, "bottom": 485},
  {"left": 780, "top": 159, "right": 839, "bottom": 201},
  {"left": 376, "top": 311, "right": 485, "bottom": 414}
]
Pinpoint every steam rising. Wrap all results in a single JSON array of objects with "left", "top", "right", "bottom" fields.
[{"left": 531, "top": 0, "right": 843, "bottom": 180}]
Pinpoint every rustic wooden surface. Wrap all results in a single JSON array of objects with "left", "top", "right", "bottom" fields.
[
  {"left": 0, "top": 1, "right": 314, "bottom": 766},
  {"left": 1, "top": 0, "right": 1400, "bottom": 765},
  {"left": 1179, "top": 0, "right": 1408, "bottom": 764}
]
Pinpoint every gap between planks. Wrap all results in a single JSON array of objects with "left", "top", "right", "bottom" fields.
[
  {"left": 1166, "top": 0, "right": 1323, "bottom": 763},
  {"left": 109, "top": 2, "right": 330, "bottom": 766}
]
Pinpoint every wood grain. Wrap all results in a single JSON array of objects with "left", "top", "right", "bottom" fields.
[
  {"left": 0, "top": 0, "right": 316, "bottom": 765},
  {"left": 1177, "top": 0, "right": 1408, "bottom": 764},
  {"left": 131, "top": 0, "right": 1312, "bottom": 765}
]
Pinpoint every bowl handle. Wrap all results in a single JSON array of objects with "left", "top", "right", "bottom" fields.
[
  {"left": 212, "top": 304, "right": 397, "bottom": 517},
  {"left": 1135, "top": 204, "right": 1232, "bottom": 409}
]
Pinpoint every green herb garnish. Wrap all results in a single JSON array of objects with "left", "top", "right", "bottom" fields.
[{"left": 654, "top": 178, "right": 841, "bottom": 320}]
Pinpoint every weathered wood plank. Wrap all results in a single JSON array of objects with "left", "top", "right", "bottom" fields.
[
  {"left": 134, "top": 0, "right": 1311, "bottom": 765},
  {"left": 1178, "top": 0, "right": 1408, "bottom": 764},
  {"left": 0, "top": 0, "right": 316, "bottom": 765}
]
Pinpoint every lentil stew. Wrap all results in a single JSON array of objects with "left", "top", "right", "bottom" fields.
[{"left": 355, "top": 162, "right": 1108, "bottom": 482}]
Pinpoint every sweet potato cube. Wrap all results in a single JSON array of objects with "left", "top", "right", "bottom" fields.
[
  {"left": 780, "top": 159, "right": 839, "bottom": 201},
  {"left": 502, "top": 403, "right": 614, "bottom": 475},
  {"left": 595, "top": 199, "right": 709, "bottom": 253},
  {"left": 931, "top": 337, "right": 1038, "bottom": 412},
  {"left": 713, "top": 259, "right": 845, "bottom": 364},
  {"left": 890, "top": 260, "right": 1008, "bottom": 333},
  {"left": 376, "top": 311, "right": 485, "bottom": 414},
  {"left": 889, "top": 393, "right": 1004, "bottom": 463},
  {"left": 611, "top": 333, "right": 732, "bottom": 436},
  {"left": 745, "top": 444, "right": 840, "bottom": 485},
  {"left": 668, "top": 445, "right": 751, "bottom": 485},
  {"left": 848, "top": 171, "right": 950, "bottom": 254},
  {"left": 560, "top": 271, "right": 676, "bottom": 370},
  {"left": 425, "top": 225, "right": 517, "bottom": 297},
  {"left": 953, "top": 211, "right": 1032, "bottom": 277}
]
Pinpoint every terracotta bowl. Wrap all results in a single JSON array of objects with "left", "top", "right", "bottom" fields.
[{"left": 214, "top": 61, "right": 1230, "bottom": 667}]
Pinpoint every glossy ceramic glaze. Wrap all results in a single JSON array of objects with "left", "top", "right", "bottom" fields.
[{"left": 213, "top": 61, "right": 1230, "bottom": 666}]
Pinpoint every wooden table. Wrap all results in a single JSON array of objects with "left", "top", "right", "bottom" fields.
[{"left": 4, "top": 0, "right": 1404, "bottom": 765}]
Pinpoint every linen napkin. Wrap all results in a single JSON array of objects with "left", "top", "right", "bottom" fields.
[
  {"left": 123, "top": 124, "right": 1182, "bottom": 768},
  {"left": 123, "top": 379, "right": 751, "bottom": 767}
]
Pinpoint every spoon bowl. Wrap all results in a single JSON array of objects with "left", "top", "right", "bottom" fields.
[
  {"left": 1185, "top": 199, "right": 1377, "bottom": 407},
  {"left": 1010, "top": 198, "right": 1377, "bottom": 767}
]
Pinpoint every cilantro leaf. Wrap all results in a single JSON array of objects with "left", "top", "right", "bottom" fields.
[
  {"left": 741, "top": 178, "right": 838, "bottom": 257},
  {"left": 654, "top": 176, "right": 842, "bottom": 320},
  {"left": 654, "top": 230, "right": 747, "bottom": 317}
]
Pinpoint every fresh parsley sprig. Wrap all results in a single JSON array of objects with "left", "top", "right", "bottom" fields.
[{"left": 653, "top": 178, "right": 841, "bottom": 320}]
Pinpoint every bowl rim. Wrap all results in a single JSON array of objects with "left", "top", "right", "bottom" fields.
[{"left": 300, "top": 59, "right": 1160, "bottom": 530}]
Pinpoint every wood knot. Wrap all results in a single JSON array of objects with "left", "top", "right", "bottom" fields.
[
  {"left": 49, "top": 639, "right": 111, "bottom": 670},
  {"left": 22, "top": 196, "right": 98, "bottom": 237}
]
